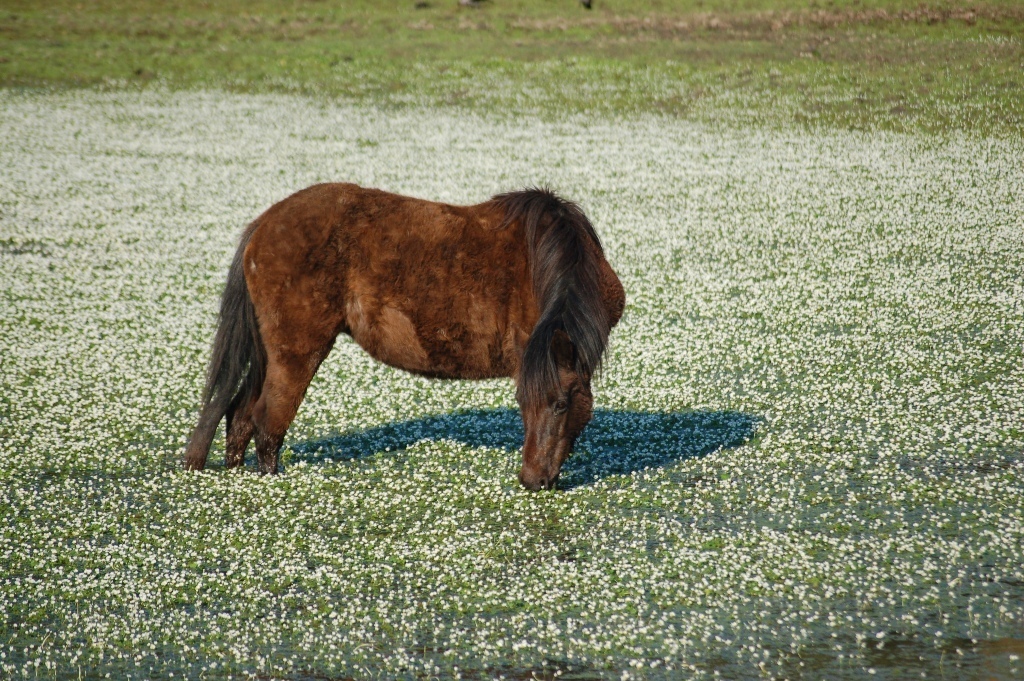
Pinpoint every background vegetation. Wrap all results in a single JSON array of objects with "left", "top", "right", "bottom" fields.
[{"left": 1, "top": 0, "right": 1022, "bottom": 131}]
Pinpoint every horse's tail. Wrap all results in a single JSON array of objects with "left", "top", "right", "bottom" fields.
[{"left": 184, "top": 221, "right": 266, "bottom": 470}]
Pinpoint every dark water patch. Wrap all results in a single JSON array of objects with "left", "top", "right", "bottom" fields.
[
  {"left": 292, "top": 408, "right": 760, "bottom": 488},
  {"left": 0, "top": 237, "right": 52, "bottom": 256},
  {"left": 895, "top": 449, "right": 1024, "bottom": 480},
  {"left": 776, "top": 635, "right": 1024, "bottom": 680}
]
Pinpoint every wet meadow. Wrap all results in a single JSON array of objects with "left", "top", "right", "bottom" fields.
[{"left": 1, "top": 1, "right": 1022, "bottom": 679}]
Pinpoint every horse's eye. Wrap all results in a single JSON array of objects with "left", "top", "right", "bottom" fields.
[{"left": 553, "top": 398, "right": 568, "bottom": 414}]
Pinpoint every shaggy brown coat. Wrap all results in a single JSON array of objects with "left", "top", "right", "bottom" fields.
[{"left": 185, "top": 183, "right": 625, "bottom": 490}]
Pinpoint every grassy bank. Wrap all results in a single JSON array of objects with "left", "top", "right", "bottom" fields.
[{"left": 1, "top": 0, "right": 1023, "bottom": 132}]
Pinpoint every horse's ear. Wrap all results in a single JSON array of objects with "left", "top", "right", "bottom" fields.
[{"left": 551, "top": 329, "right": 575, "bottom": 370}]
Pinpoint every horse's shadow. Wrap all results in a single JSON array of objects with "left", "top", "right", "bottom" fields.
[{"left": 291, "top": 408, "right": 760, "bottom": 489}]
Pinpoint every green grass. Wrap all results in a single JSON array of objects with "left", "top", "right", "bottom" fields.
[{"left": 1, "top": 0, "right": 1023, "bottom": 132}]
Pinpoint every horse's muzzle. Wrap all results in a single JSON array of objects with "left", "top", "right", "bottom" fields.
[{"left": 518, "top": 469, "right": 559, "bottom": 491}]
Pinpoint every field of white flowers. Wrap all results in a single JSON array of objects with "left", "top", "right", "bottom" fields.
[{"left": 1, "top": 90, "right": 1022, "bottom": 679}]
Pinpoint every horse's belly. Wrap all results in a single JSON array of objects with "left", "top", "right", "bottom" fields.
[{"left": 346, "top": 298, "right": 507, "bottom": 380}]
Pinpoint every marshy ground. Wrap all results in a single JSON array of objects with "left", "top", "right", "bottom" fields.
[{"left": 1, "top": 2, "right": 1022, "bottom": 679}]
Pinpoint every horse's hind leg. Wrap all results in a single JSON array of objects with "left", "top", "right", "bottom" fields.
[
  {"left": 224, "top": 389, "right": 258, "bottom": 469},
  {"left": 251, "top": 341, "right": 334, "bottom": 474}
]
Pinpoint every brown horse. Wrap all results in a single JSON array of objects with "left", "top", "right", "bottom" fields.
[{"left": 184, "top": 184, "right": 625, "bottom": 490}]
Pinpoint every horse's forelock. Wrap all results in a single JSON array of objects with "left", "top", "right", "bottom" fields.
[{"left": 493, "top": 188, "right": 611, "bottom": 404}]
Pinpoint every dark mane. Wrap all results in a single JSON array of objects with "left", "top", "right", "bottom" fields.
[{"left": 493, "top": 188, "right": 612, "bottom": 402}]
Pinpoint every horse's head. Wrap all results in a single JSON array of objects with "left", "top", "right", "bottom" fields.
[
  {"left": 495, "top": 188, "right": 622, "bottom": 490},
  {"left": 516, "top": 329, "right": 593, "bottom": 490}
]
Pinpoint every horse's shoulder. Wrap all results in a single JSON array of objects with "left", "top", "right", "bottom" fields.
[{"left": 601, "top": 261, "right": 626, "bottom": 328}]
